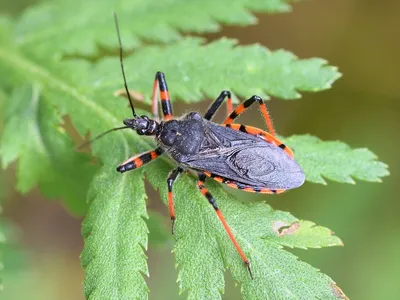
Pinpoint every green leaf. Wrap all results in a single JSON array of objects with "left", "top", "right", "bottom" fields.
[
  {"left": 270, "top": 220, "right": 343, "bottom": 249},
  {"left": 0, "top": 39, "right": 340, "bottom": 111},
  {"left": 286, "top": 134, "right": 390, "bottom": 184},
  {"left": 16, "top": 0, "right": 296, "bottom": 55},
  {"left": 0, "top": 84, "right": 98, "bottom": 215},
  {"left": 93, "top": 38, "right": 340, "bottom": 101},
  {"left": 0, "top": 3, "right": 386, "bottom": 299},
  {"left": 145, "top": 160, "right": 346, "bottom": 299},
  {"left": 81, "top": 166, "right": 149, "bottom": 299}
]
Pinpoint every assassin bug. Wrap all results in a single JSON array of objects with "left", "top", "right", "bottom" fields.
[{"left": 85, "top": 14, "right": 306, "bottom": 279}]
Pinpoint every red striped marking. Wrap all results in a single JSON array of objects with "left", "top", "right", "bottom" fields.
[
  {"left": 259, "top": 103, "right": 275, "bottom": 137},
  {"left": 215, "top": 210, "right": 249, "bottom": 264},
  {"left": 223, "top": 124, "right": 294, "bottom": 158},
  {"left": 160, "top": 90, "right": 169, "bottom": 100},
  {"left": 163, "top": 114, "right": 173, "bottom": 121},
  {"left": 150, "top": 151, "right": 158, "bottom": 160},
  {"left": 261, "top": 188, "right": 285, "bottom": 194},
  {"left": 225, "top": 105, "right": 245, "bottom": 124},
  {"left": 168, "top": 191, "right": 175, "bottom": 219},
  {"left": 133, "top": 157, "right": 143, "bottom": 168},
  {"left": 203, "top": 171, "right": 286, "bottom": 194},
  {"left": 225, "top": 116, "right": 234, "bottom": 123},
  {"left": 203, "top": 171, "right": 212, "bottom": 177},
  {"left": 197, "top": 179, "right": 250, "bottom": 266},
  {"left": 213, "top": 176, "right": 224, "bottom": 183},
  {"left": 226, "top": 97, "right": 233, "bottom": 116},
  {"left": 152, "top": 79, "right": 158, "bottom": 117},
  {"left": 120, "top": 155, "right": 141, "bottom": 166},
  {"left": 199, "top": 185, "right": 207, "bottom": 196}
]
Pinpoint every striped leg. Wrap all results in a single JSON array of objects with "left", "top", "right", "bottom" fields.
[
  {"left": 152, "top": 72, "right": 173, "bottom": 120},
  {"left": 224, "top": 95, "right": 276, "bottom": 137},
  {"left": 197, "top": 173, "right": 254, "bottom": 279},
  {"left": 116, "top": 147, "right": 163, "bottom": 173},
  {"left": 223, "top": 124, "right": 293, "bottom": 158},
  {"left": 167, "top": 167, "right": 183, "bottom": 234},
  {"left": 203, "top": 171, "right": 287, "bottom": 194},
  {"left": 204, "top": 90, "right": 233, "bottom": 121}
]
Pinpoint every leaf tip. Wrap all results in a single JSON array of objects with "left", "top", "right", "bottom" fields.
[
  {"left": 329, "top": 230, "right": 344, "bottom": 246},
  {"left": 330, "top": 282, "right": 348, "bottom": 299}
]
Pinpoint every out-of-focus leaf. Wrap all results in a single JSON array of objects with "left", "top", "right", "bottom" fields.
[
  {"left": 147, "top": 211, "right": 171, "bottom": 247},
  {"left": 16, "top": 0, "right": 298, "bottom": 55},
  {"left": 0, "top": 85, "right": 98, "bottom": 215}
]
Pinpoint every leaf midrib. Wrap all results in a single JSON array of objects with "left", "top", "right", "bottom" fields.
[
  {"left": 0, "top": 46, "right": 119, "bottom": 127},
  {"left": 112, "top": 172, "right": 127, "bottom": 299}
]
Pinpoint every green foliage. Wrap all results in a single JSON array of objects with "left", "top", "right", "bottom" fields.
[
  {"left": 0, "top": 84, "right": 98, "bottom": 215},
  {"left": 286, "top": 135, "right": 389, "bottom": 184},
  {"left": 146, "top": 160, "right": 345, "bottom": 299},
  {"left": 0, "top": 0, "right": 389, "bottom": 299},
  {"left": 270, "top": 220, "right": 343, "bottom": 249},
  {"left": 15, "top": 0, "right": 297, "bottom": 55},
  {"left": 95, "top": 38, "right": 340, "bottom": 101},
  {"left": 81, "top": 168, "right": 148, "bottom": 299}
]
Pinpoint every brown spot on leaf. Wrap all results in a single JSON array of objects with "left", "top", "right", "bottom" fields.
[
  {"left": 272, "top": 221, "right": 288, "bottom": 233},
  {"left": 330, "top": 282, "right": 348, "bottom": 299},
  {"left": 273, "top": 221, "right": 300, "bottom": 236}
]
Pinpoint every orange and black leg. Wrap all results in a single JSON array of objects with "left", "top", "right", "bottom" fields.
[
  {"left": 223, "top": 124, "right": 293, "bottom": 158},
  {"left": 152, "top": 71, "right": 173, "bottom": 120},
  {"left": 116, "top": 147, "right": 163, "bottom": 173},
  {"left": 203, "top": 171, "right": 287, "bottom": 194},
  {"left": 224, "top": 95, "right": 276, "bottom": 137},
  {"left": 167, "top": 167, "right": 183, "bottom": 234},
  {"left": 204, "top": 90, "right": 233, "bottom": 121},
  {"left": 197, "top": 173, "right": 253, "bottom": 279}
]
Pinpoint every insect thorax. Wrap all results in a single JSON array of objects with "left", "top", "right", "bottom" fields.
[{"left": 156, "top": 112, "right": 206, "bottom": 162}]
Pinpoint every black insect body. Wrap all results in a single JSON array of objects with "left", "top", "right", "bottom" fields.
[
  {"left": 95, "top": 14, "right": 306, "bottom": 279},
  {"left": 111, "top": 73, "right": 305, "bottom": 280},
  {"left": 157, "top": 115, "right": 305, "bottom": 190}
]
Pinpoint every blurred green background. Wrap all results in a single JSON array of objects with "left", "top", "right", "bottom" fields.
[{"left": 1, "top": 0, "right": 399, "bottom": 299}]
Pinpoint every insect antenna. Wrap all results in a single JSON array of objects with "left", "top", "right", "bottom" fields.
[
  {"left": 114, "top": 12, "right": 137, "bottom": 118},
  {"left": 77, "top": 125, "right": 130, "bottom": 150}
]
